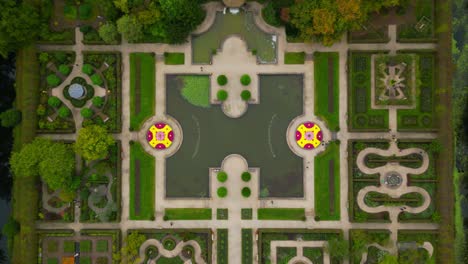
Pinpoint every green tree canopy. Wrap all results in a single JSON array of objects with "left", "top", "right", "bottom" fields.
[
  {"left": 98, "top": 22, "right": 119, "bottom": 44},
  {"left": 325, "top": 237, "right": 349, "bottom": 259},
  {"left": 159, "top": 0, "right": 205, "bottom": 43},
  {"left": 75, "top": 125, "right": 115, "bottom": 161},
  {"left": 0, "top": 1, "right": 41, "bottom": 57},
  {"left": 116, "top": 15, "right": 144, "bottom": 43},
  {"left": 118, "top": 231, "right": 146, "bottom": 264},
  {"left": 0, "top": 108, "right": 21, "bottom": 127},
  {"left": 10, "top": 138, "right": 76, "bottom": 192}
]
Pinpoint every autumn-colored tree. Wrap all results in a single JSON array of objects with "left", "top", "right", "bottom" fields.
[
  {"left": 336, "top": 0, "right": 362, "bottom": 22},
  {"left": 312, "top": 8, "right": 336, "bottom": 36}
]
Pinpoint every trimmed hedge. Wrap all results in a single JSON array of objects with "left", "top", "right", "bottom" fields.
[
  {"left": 257, "top": 208, "right": 306, "bottom": 220},
  {"left": 164, "top": 208, "right": 212, "bottom": 220},
  {"left": 240, "top": 74, "right": 251, "bottom": 86},
  {"left": 285, "top": 52, "right": 306, "bottom": 64},
  {"left": 164, "top": 52, "right": 185, "bottom": 65},
  {"left": 217, "top": 75, "right": 228, "bottom": 86},
  {"left": 241, "top": 90, "right": 251, "bottom": 101},
  {"left": 217, "top": 90, "right": 228, "bottom": 101}
]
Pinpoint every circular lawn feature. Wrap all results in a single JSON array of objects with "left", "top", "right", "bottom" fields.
[
  {"left": 217, "top": 187, "right": 228, "bottom": 198},
  {"left": 217, "top": 75, "right": 228, "bottom": 86},
  {"left": 146, "top": 122, "right": 174, "bottom": 150},
  {"left": 217, "top": 171, "right": 228, "bottom": 182},
  {"left": 241, "top": 187, "right": 251, "bottom": 198},
  {"left": 241, "top": 171, "right": 251, "bottom": 182},
  {"left": 241, "top": 90, "right": 251, "bottom": 101},
  {"left": 240, "top": 74, "right": 251, "bottom": 86},
  {"left": 145, "top": 245, "right": 159, "bottom": 259},
  {"left": 217, "top": 89, "right": 228, "bottom": 101},
  {"left": 163, "top": 238, "right": 177, "bottom": 251}
]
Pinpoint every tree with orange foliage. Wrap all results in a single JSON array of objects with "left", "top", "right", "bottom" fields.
[{"left": 336, "top": 0, "right": 362, "bottom": 22}]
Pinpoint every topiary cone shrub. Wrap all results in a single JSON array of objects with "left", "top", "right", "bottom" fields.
[
  {"left": 241, "top": 90, "right": 251, "bottom": 101},
  {"left": 80, "top": 108, "right": 94, "bottom": 119},
  {"left": 217, "top": 89, "right": 228, "bottom": 101},
  {"left": 240, "top": 74, "right": 251, "bottom": 86},
  {"left": 217, "top": 75, "right": 228, "bottom": 86}
]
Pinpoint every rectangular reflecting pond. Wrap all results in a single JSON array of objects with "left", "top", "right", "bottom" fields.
[{"left": 166, "top": 75, "right": 303, "bottom": 198}]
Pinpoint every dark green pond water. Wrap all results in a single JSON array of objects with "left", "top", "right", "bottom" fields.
[
  {"left": 166, "top": 75, "right": 303, "bottom": 198},
  {"left": 192, "top": 11, "right": 277, "bottom": 64}
]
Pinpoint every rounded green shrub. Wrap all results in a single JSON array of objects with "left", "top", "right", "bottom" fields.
[
  {"left": 53, "top": 52, "right": 67, "bottom": 63},
  {"left": 36, "top": 105, "right": 46, "bottom": 116},
  {"left": 0, "top": 109, "right": 22, "bottom": 128},
  {"left": 92, "top": 96, "right": 104, "bottom": 108},
  {"left": 242, "top": 187, "right": 251, "bottom": 198},
  {"left": 82, "top": 64, "right": 93, "bottom": 75},
  {"left": 58, "top": 64, "right": 71, "bottom": 75},
  {"left": 58, "top": 106, "right": 71, "bottom": 118},
  {"left": 47, "top": 74, "right": 61, "bottom": 87},
  {"left": 163, "top": 238, "right": 176, "bottom": 251},
  {"left": 240, "top": 74, "right": 251, "bottom": 86},
  {"left": 217, "top": 171, "right": 228, "bottom": 182},
  {"left": 48, "top": 96, "right": 62, "bottom": 108},
  {"left": 241, "top": 172, "right": 251, "bottom": 182},
  {"left": 91, "top": 74, "right": 103, "bottom": 86},
  {"left": 217, "top": 187, "right": 228, "bottom": 198},
  {"left": 217, "top": 75, "right": 228, "bottom": 86},
  {"left": 78, "top": 4, "right": 92, "bottom": 20},
  {"left": 217, "top": 89, "right": 228, "bottom": 101},
  {"left": 241, "top": 90, "right": 251, "bottom": 101},
  {"left": 80, "top": 108, "right": 94, "bottom": 119}
]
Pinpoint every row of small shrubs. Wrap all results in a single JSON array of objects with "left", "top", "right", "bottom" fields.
[
  {"left": 216, "top": 74, "right": 252, "bottom": 86},
  {"left": 216, "top": 90, "right": 252, "bottom": 101},
  {"left": 216, "top": 171, "right": 252, "bottom": 198}
]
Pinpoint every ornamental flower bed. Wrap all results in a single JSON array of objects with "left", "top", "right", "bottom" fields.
[
  {"left": 147, "top": 122, "right": 174, "bottom": 149},
  {"left": 295, "top": 122, "right": 323, "bottom": 149}
]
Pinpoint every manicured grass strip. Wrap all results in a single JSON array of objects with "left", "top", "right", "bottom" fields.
[
  {"left": 79, "top": 240, "right": 92, "bottom": 253},
  {"left": 314, "top": 141, "right": 340, "bottom": 220},
  {"left": 315, "top": 52, "right": 339, "bottom": 131},
  {"left": 96, "top": 240, "right": 108, "bottom": 252},
  {"left": 11, "top": 46, "right": 40, "bottom": 264},
  {"left": 164, "top": 208, "right": 212, "bottom": 220},
  {"left": 63, "top": 240, "right": 75, "bottom": 253},
  {"left": 217, "top": 229, "right": 228, "bottom": 264},
  {"left": 285, "top": 52, "right": 305, "bottom": 64},
  {"left": 242, "top": 229, "right": 253, "bottom": 264},
  {"left": 130, "top": 53, "right": 155, "bottom": 130},
  {"left": 130, "top": 141, "right": 155, "bottom": 220},
  {"left": 257, "top": 208, "right": 306, "bottom": 220},
  {"left": 164, "top": 52, "right": 185, "bottom": 65}
]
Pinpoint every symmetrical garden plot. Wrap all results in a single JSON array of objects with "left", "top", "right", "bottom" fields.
[{"left": 29, "top": 1, "right": 448, "bottom": 264}]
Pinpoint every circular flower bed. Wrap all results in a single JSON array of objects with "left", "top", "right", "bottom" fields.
[
  {"left": 163, "top": 238, "right": 176, "bottom": 251},
  {"left": 147, "top": 122, "right": 174, "bottom": 149},
  {"left": 295, "top": 122, "right": 323, "bottom": 149}
]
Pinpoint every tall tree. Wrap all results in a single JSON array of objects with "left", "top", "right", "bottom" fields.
[
  {"left": 116, "top": 15, "right": 143, "bottom": 42},
  {"left": 75, "top": 125, "right": 115, "bottom": 161},
  {"left": 160, "top": 0, "right": 205, "bottom": 43},
  {"left": 98, "top": 22, "right": 120, "bottom": 44},
  {"left": 117, "top": 231, "right": 146, "bottom": 264},
  {"left": 0, "top": 0, "right": 41, "bottom": 57}
]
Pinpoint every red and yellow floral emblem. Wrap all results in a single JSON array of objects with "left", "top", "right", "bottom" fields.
[
  {"left": 295, "top": 122, "right": 323, "bottom": 149},
  {"left": 146, "top": 122, "right": 174, "bottom": 149}
]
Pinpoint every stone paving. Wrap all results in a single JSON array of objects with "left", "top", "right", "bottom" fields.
[{"left": 36, "top": 2, "right": 440, "bottom": 264}]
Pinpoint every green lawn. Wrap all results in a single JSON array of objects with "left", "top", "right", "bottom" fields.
[
  {"left": 79, "top": 240, "right": 92, "bottom": 253},
  {"left": 164, "top": 208, "right": 212, "bottom": 220},
  {"left": 314, "top": 52, "right": 339, "bottom": 131},
  {"left": 130, "top": 142, "right": 155, "bottom": 220},
  {"left": 63, "top": 240, "right": 75, "bottom": 253},
  {"left": 164, "top": 52, "right": 185, "bottom": 65},
  {"left": 284, "top": 52, "right": 305, "bottom": 64},
  {"left": 96, "top": 240, "right": 108, "bottom": 252},
  {"left": 257, "top": 208, "right": 306, "bottom": 220},
  {"left": 47, "top": 258, "right": 58, "bottom": 264},
  {"left": 130, "top": 53, "right": 155, "bottom": 130},
  {"left": 180, "top": 75, "right": 211, "bottom": 108},
  {"left": 314, "top": 141, "right": 340, "bottom": 220}
]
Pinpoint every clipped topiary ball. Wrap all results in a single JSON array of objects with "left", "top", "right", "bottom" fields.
[
  {"left": 47, "top": 96, "right": 62, "bottom": 108},
  {"left": 47, "top": 74, "right": 61, "bottom": 87},
  {"left": 217, "top": 75, "right": 228, "bottom": 86},
  {"left": 241, "top": 171, "right": 251, "bottom": 182},
  {"left": 58, "top": 106, "right": 71, "bottom": 118},
  {"left": 80, "top": 108, "right": 94, "bottom": 119},
  {"left": 242, "top": 187, "right": 251, "bottom": 198},
  {"left": 217, "top": 187, "right": 228, "bottom": 198},
  {"left": 241, "top": 90, "right": 251, "bottom": 101},
  {"left": 91, "top": 74, "right": 103, "bottom": 86},
  {"left": 240, "top": 74, "right": 251, "bottom": 86},
  {"left": 92, "top": 96, "right": 104, "bottom": 108},
  {"left": 82, "top": 64, "right": 93, "bottom": 75},
  {"left": 217, "top": 89, "right": 228, "bottom": 101},
  {"left": 217, "top": 171, "right": 228, "bottom": 182},
  {"left": 58, "top": 64, "right": 71, "bottom": 75}
]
